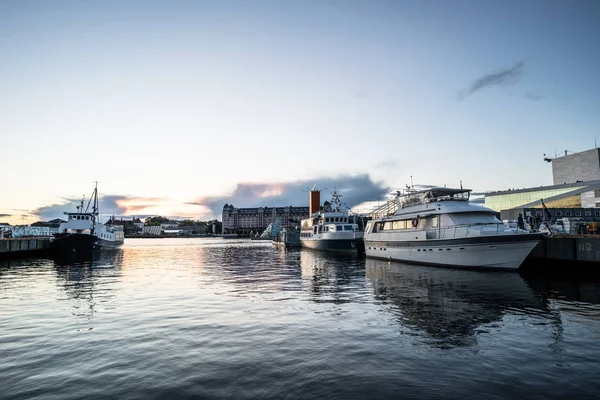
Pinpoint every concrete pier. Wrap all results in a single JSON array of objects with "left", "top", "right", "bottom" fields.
[
  {"left": 0, "top": 238, "right": 52, "bottom": 259},
  {"left": 523, "top": 235, "right": 600, "bottom": 275}
]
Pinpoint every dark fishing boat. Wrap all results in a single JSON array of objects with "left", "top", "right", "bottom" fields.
[{"left": 51, "top": 183, "right": 124, "bottom": 255}]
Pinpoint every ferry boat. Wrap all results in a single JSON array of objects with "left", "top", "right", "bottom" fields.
[
  {"left": 300, "top": 189, "right": 364, "bottom": 254},
  {"left": 363, "top": 187, "right": 542, "bottom": 269},
  {"left": 52, "top": 183, "right": 124, "bottom": 254}
]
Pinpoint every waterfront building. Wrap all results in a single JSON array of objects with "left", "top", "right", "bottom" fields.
[
  {"left": 485, "top": 147, "right": 600, "bottom": 213},
  {"left": 106, "top": 217, "right": 143, "bottom": 235},
  {"left": 142, "top": 225, "right": 162, "bottom": 236},
  {"left": 485, "top": 181, "right": 600, "bottom": 212},
  {"left": 222, "top": 204, "right": 310, "bottom": 235},
  {"left": 551, "top": 148, "right": 600, "bottom": 185},
  {"left": 160, "top": 221, "right": 180, "bottom": 230}
]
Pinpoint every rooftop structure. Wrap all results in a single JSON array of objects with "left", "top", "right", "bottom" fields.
[{"left": 549, "top": 148, "right": 600, "bottom": 185}]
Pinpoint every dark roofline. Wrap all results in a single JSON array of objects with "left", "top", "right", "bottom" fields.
[{"left": 485, "top": 180, "right": 600, "bottom": 197}]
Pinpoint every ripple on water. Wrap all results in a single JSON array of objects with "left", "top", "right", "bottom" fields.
[{"left": 1, "top": 238, "right": 600, "bottom": 400}]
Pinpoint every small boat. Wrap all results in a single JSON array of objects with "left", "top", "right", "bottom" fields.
[
  {"left": 52, "top": 183, "right": 124, "bottom": 254},
  {"left": 363, "top": 187, "right": 542, "bottom": 270},
  {"left": 272, "top": 228, "right": 301, "bottom": 248},
  {"left": 300, "top": 189, "right": 364, "bottom": 254}
]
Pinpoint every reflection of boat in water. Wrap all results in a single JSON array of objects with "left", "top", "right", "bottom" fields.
[
  {"left": 299, "top": 250, "right": 366, "bottom": 303},
  {"left": 300, "top": 189, "right": 364, "bottom": 255},
  {"left": 52, "top": 183, "right": 124, "bottom": 255},
  {"left": 364, "top": 187, "right": 542, "bottom": 269},
  {"left": 365, "top": 258, "right": 545, "bottom": 348},
  {"left": 53, "top": 249, "right": 123, "bottom": 318}
]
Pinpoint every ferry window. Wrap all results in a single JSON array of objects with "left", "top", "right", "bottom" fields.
[
  {"left": 344, "top": 225, "right": 353, "bottom": 231},
  {"left": 432, "top": 216, "right": 439, "bottom": 228}
]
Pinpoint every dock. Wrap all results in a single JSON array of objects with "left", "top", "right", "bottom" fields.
[
  {"left": 523, "top": 234, "right": 600, "bottom": 274},
  {"left": 0, "top": 238, "right": 52, "bottom": 259}
]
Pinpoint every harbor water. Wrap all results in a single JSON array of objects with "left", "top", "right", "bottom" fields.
[{"left": 1, "top": 238, "right": 599, "bottom": 399}]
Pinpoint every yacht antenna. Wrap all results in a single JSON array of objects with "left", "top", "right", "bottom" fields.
[
  {"left": 460, "top": 180, "right": 463, "bottom": 189},
  {"left": 410, "top": 175, "right": 414, "bottom": 189}
]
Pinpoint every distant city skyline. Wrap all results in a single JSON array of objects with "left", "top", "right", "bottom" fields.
[{"left": 2, "top": 0, "right": 599, "bottom": 224}]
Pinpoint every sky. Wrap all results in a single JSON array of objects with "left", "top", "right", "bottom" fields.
[{"left": 1, "top": 0, "right": 599, "bottom": 224}]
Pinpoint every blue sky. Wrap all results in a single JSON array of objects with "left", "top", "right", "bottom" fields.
[{"left": 1, "top": 0, "right": 599, "bottom": 223}]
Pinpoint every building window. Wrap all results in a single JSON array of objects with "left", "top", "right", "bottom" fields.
[
  {"left": 595, "top": 189, "right": 600, "bottom": 198},
  {"left": 596, "top": 211, "right": 600, "bottom": 217},
  {"left": 585, "top": 211, "right": 592, "bottom": 216},
  {"left": 575, "top": 211, "right": 582, "bottom": 217},
  {"left": 565, "top": 211, "right": 572, "bottom": 217}
]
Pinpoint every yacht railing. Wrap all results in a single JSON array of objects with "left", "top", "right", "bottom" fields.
[{"left": 425, "top": 223, "right": 521, "bottom": 239}]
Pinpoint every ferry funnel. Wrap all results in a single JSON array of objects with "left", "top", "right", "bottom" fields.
[{"left": 309, "top": 190, "right": 320, "bottom": 216}]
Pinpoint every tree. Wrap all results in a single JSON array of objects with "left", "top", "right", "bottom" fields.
[{"left": 145, "top": 216, "right": 169, "bottom": 226}]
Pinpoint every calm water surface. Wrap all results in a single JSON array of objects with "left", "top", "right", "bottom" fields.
[{"left": 1, "top": 238, "right": 600, "bottom": 399}]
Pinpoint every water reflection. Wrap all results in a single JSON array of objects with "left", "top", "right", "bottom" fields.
[
  {"left": 365, "top": 258, "right": 547, "bottom": 349},
  {"left": 53, "top": 250, "right": 123, "bottom": 319},
  {"left": 299, "top": 250, "right": 366, "bottom": 304},
  {"left": 522, "top": 274, "right": 600, "bottom": 321}
]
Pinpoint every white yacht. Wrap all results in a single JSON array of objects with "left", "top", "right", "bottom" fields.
[
  {"left": 52, "top": 183, "right": 124, "bottom": 254},
  {"left": 300, "top": 190, "right": 364, "bottom": 254},
  {"left": 363, "top": 187, "right": 542, "bottom": 269}
]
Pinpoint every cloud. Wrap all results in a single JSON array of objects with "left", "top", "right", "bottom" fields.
[
  {"left": 31, "top": 195, "right": 203, "bottom": 221},
  {"left": 0, "top": 213, "right": 11, "bottom": 218},
  {"left": 459, "top": 61, "right": 525, "bottom": 99},
  {"left": 190, "top": 174, "right": 390, "bottom": 217}
]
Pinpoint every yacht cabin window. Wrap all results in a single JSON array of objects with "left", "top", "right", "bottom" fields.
[
  {"left": 432, "top": 216, "right": 439, "bottom": 228},
  {"left": 343, "top": 225, "right": 353, "bottom": 231}
]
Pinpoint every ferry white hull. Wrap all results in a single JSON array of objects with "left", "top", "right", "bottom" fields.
[
  {"left": 301, "top": 237, "right": 364, "bottom": 254},
  {"left": 365, "top": 236, "right": 541, "bottom": 270}
]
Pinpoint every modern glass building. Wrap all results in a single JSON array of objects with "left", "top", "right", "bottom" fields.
[
  {"left": 485, "top": 147, "right": 600, "bottom": 213},
  {"left": 484, "top": 182, "right": 591, "bottom": 212}
]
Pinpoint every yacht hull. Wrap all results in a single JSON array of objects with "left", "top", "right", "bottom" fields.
[
  {"left": 301, "top": 238, "right": 364, "bottom": 255},
  {"left": 364, "top": 235, "right": 541, "bottom": 270}
]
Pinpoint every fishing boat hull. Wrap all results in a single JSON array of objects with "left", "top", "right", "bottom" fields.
[
  {"left": 52, "top": 233, "right": 123, "bottom": 255},
  {"left": 301, "top": 238, "right": 364, "bottom": 255},
  {"left": 364, "top": 235, "right": 541, "bottom": 270}
]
